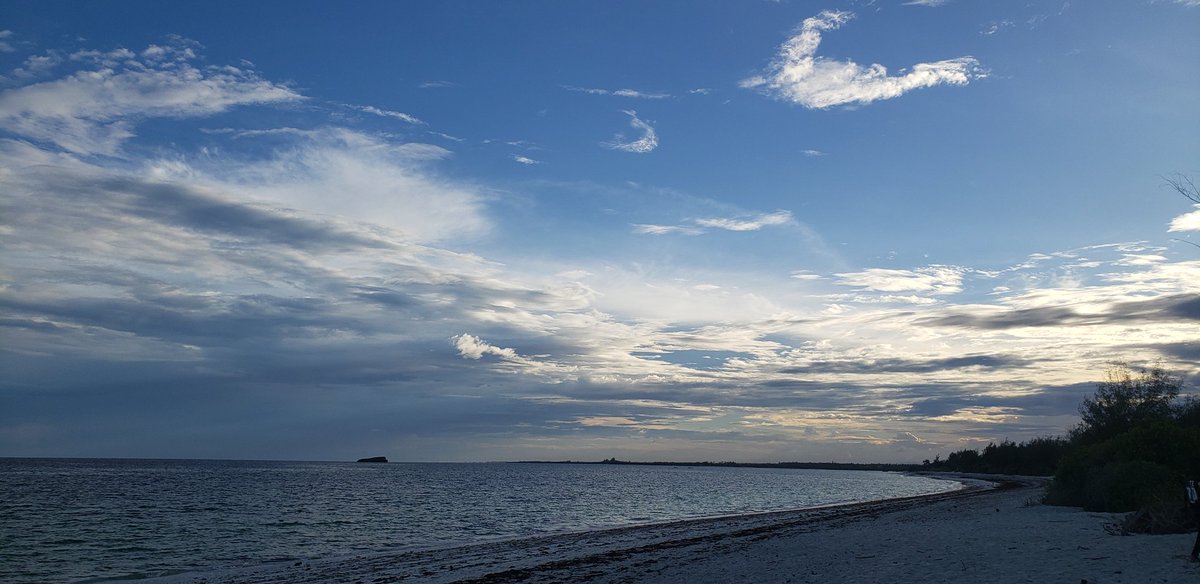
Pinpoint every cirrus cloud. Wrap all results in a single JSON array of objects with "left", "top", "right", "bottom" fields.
[
  {"left": 696, "top": 211, "right": 794, "bottom": 232},
  {"left": 603, "top": 110, "right": 658, "bottom": 153},
  {"left": 0, "top": 38, "right": 301, "bottom": 155}
]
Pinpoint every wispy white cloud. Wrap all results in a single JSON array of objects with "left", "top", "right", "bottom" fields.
[
  {"left": 213, "top": 127, "right": 314, "bottom": 140},
  {"left": 904, "top": 0, "right": 950, "bottom": 6},
  {"left": 981, "top": 20, "right": 1015, "bottom": 36},
  {"left": 1116, "top": 253, "right": 1167, "bottom": 266},
  {"left": 428, "top": 131, "right": 464, "bottom": 142},
  {"left": 187, "top": 129, "right": 477, "bottom": 243},
  {"left": 512, "top": 155, "right": 541, "bottom": 165},
  {"left": 632, "top": 224, "right": 704, "bottom": 236},
  {"left": 418, "top": 80, "right": 457, "bottom": 89},
  {"left": 834, "top": 266, "right": 966, "bottom": 295},
  {"left": 801, "top": 149, "right": 827, "bottom": 157},
  {"left": 740, "top": 10, "right": 984, "bottom": 109},
  {"left": 563, "top": 85, "right": 671, "bottom": 99},
  {"left": 0, "top": 39, "right": 301, "bottom": 155},
  {"left": 347, "top": 104, "right": 423, "bottom": 125},
  {"left": 696, "top": 210, "right": 793, "bottom": 232},
  {"left": 633, "top": 211, "right": 795, "bottom": 236},
  {"left": 824, "top": 293, "right": 941, "bottom": 305},
  {"left": 603, "top": 110, "right": 658, "bottom": 154}
]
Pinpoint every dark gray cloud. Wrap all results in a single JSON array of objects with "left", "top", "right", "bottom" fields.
[
  {"left": 9, "top": 167, "right": 389, "bottom": 252},
  {"left": 778, "top": 354, "right": 1032, "bottom": 375},
  {"left": 0, "top": 294, "right": 355, "bottom": 344},
  {"left": 1153, "top": 342, "right": 1200, "bottom": 364},
  {"left": 902, "top": 382, "right": 1091, "bottom": 419},
  {"left": 919, "top": 294, "right": 1200, "bottom": 329}
]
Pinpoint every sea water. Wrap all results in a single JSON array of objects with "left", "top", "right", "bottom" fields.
[{"left": 0, "top": 458, "right": 960, "bottom": 583}]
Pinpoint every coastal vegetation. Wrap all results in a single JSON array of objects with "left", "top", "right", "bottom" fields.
[{"left": 928, "top": 363, "right": 1198, "bottom": 533}]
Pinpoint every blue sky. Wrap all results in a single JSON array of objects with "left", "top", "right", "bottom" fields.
[{"left": 1, "top": 0, "right": 1197, "bottom": 462}]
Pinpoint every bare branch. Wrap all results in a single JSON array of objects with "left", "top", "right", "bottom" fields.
[{"left": 1164, "top": 173, "right": 1200, "bottom": 204}]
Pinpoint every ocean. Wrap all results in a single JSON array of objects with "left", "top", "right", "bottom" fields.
[{"left": 0, "top": 458, "right": 961, "bottom": 583}]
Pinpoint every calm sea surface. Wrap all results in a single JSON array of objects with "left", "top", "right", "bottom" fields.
[{"left": 0, "top": 458, "right": 960, "bottom": 583}]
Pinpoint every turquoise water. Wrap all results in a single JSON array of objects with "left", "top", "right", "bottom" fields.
[{"left": 0, "top": 458, "right": 959, "bottom": 583}]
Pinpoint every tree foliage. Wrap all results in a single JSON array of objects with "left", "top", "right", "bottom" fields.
[
  {"left": 923, "top": 436, "right": 1067, "bottom": 476},
  {"left": 1045, "top": 364, "right": 1198, "bottom": 520},
  {"left": 1075, "top": 363, "right": 1181, "bottom": 443}
]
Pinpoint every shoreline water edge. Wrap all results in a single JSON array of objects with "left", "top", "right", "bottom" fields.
[{"left": 145, "top": 475, "right": 1198, "bottom": 584}]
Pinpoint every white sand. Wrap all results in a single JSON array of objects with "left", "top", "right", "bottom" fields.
[{"left": 177, "top": 477, "right": 1199, "bottom": 584}]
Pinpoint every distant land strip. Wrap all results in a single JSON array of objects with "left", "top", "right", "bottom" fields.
[{"left": 510, "top": 458, "right": 921, "bottom": 472}]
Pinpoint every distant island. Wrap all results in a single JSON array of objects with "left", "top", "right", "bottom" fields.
[
  {"left": 513, "top": 458, "right": 918, "bottom": 472},
  {"left": 356, "top": 456, "right": 388, "bottom": 463}
]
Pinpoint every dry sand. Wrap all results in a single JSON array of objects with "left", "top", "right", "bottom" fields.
[{"left": 178, "top": 477, "right": 1199, "bottom": 584}]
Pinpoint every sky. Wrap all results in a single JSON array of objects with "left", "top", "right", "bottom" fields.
[{"left": 0, "top": 0, "right": 1197, "bottom": 463}]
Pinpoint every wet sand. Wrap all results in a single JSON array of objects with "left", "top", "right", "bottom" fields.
[{"left": 175, "top": 476, "right": 1198, "bottom": 584}]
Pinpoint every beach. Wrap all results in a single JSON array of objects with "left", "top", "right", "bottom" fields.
[{"left": 174, "top": 476, "right": 1199, "bottom": 584}]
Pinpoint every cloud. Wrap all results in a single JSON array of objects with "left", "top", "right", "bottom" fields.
[
  {"left": 0, "top": 38, "right": 301, "bottom": 155},
  {"left": 190, "top": 128, "right": 481, "bottom": 243},
  {"left": 603, "top": 110, "right": 658, "bottom": 153},
  {"left": 347, "top": 104, "right": 423, "bottom": 125},
  {"left": 563, "top": 85, "right": 671, "bottom": 99},
  {"left": 418, "top": 80, "right": 457, "bottom": 89},
  {"left": 453, "top": 334, "right": 524, "bottom": 361},
  {"left": 1169, "top": 206, "right": 1200, "bottom": 232},
  {"left": 740, "top": 10, "right": 984, "bottom": 109},
  {"left": 633, "top": 211, "right": 795, "bottom": 236},
  {"left": 10, "top": 51, "right": 64, "bottom": 79},
  {"left": 834, "top": 266, "right": 966, "bottom": 295},
  {"left": 981, "top": 20, "right": 1015, "bottom": 36},
  {"left": 632, "top": 224, "right": 704, "bottom": 236},
  {"left": 919, "top": 294, "right": 1200, "bottom": 330},
  {"left": 779, "top": 354, "right": 1031, "bottom": 375},
  {"left": 801, "top": 149, "right": 827, "bottom": 157},
  {"left": 823, "top": 293, "right": 941, "bottom": 305},
  {"left": 220, "top": 127, "right": 314, "bottom": 139},
  {"left": 512, "top": 155, "right": 541, "bottom": 165},
  {"left": 0, "top": 30, "right": 14, "bottom": 53},
  {"left": 904, "top": 0, "right": 950, "bottom": 6},
  {"left": 695, "top": 210, "right": 794, "bottom": 232}
]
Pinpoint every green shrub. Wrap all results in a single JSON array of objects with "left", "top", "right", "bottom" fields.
[{"left": 1081, "top": 460, "right": 1178, "bottom": 512}]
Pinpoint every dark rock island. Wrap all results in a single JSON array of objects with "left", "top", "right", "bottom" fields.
[{"left": 356, "top": 456, "right": 388, "bottom": 463}]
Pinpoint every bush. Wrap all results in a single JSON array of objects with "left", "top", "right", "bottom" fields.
[
  {"left": 1117, "top": 484, "right": 1196, "bottom": 534},
  {"left": 1081, "top": 460, "right": 1178, "bottom": 512}
]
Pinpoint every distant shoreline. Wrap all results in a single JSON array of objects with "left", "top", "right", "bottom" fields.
[{"left": 511, "top": 458, "right": 921, "bottom": 472}]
